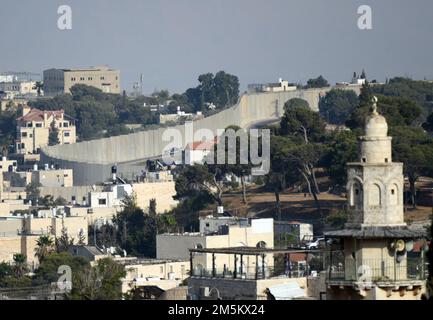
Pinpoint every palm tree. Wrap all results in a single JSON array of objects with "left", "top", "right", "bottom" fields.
[
  {"left": 35, "top": 235, "right": 54, "bottom": 263},
  {"left": 12, "top": 254, "right": 28, "bottom": 278}
]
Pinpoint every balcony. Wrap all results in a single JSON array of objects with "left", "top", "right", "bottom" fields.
[{"left": 326, "top": 251, "right": 427, "bottom": 286}]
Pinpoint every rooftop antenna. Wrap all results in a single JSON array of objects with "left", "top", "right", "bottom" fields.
[{"left": 140, "top": 73, "right": 143, "bottom": 96}]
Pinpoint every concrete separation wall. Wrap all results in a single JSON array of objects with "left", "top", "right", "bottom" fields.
[{"left": 40, "top": 86, "right": 361, "bottom": 185}]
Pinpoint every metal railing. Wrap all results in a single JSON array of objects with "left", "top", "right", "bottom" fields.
[
  {"left": 191, "top": 264, "right": 318, "bottom": 280},
  {"left": 326, "top": 251, "right": 427, "bottom": 283}
]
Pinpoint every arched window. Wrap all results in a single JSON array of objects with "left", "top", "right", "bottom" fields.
[
  {"left": 350, "top": 182, "right": 362, "bottom": 208},
  {"left": 369, "top": 184, "right": 381, "bottom": 206}
]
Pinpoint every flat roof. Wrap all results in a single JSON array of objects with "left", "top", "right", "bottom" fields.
[
  {"left": 324, "top": 226, "right": 426, "bottom": 239},
  {"left": 189, "top": 246, "right": 320, "bottom": 255}
]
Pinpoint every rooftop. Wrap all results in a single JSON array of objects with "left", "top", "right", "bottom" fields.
[
  {"left": 324, "top": 226, "right": 426, "bottom": 239},
  {"left": 17, "top": 108, "right": 64, "bottom": 122}
]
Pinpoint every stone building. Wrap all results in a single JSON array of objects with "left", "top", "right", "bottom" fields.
[
  {"left": 15, "top": 106, "right": 76, "bottom": 154},
  {"left": 325, "top": 97, "right": 427, "bottom": 300},
  {"left": 43, "top": 65, "right": 120, "bottom": 96}
]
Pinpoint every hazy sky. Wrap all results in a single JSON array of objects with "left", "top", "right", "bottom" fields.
[{"left": 1, "top": 0, "right": 433, "bottom": 94}]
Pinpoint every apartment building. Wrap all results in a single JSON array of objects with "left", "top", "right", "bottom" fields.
[
  {"left": 15, "top": 106, "right": 76, "bottom": 154},
  {"left": 0, "top": 213, "right": 88, "bottom": 266},
  {"left": 43, "top": 65, "right": 120, "bottom": 96},
  {"left": 0, "top": 81, "right": 39, "bottom": 99}
]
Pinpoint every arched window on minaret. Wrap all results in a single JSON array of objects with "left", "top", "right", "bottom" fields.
[
  {"left": 389, "top": 183, "right": 399, "bottom": 206},
  {"left": 369, "top": 184, "right": 381, "bottom": 207},
  {"left": 350, "top": 182, "right": 363, "bottom": 209}
]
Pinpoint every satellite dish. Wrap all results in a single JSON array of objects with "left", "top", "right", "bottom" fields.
[{"left": 395, "top": 239, "right": 405, "bottom": 252}]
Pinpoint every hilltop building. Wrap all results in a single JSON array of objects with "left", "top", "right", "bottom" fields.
[
  {"left": 15, "top": 106, "right": 76, "bottom": 155},
  {"left": 43, "top": 65, "right": 120, "bottom": 96}
]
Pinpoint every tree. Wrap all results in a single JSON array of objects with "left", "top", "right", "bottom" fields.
[
  {"left": 319, "top": 89, "right": 359, "bottom": 124},
  {"left": 184, "top": 71, "right": 240, "bottom": 111},
  {"left": 0, "top": 259, "right": 31, "bottom": 288},
  {"left": 284, "top": 98, "right": 309, "bottom": 111},
  {"left": 113, "top": 195, "right": 157, "bottom": 257},
  {"left": 322, "top": 130, "right": 358, "bottom": 186},
  {"left": 149, "top": 198, "right": 157, "bottom": 216},
  {"left": 306, "top": 76, "right": 330, "bottom": 88},
  {"left": 346, "top": 94, "right": 422, "bottom": 130},
  {"left": 48, "top": 119, "right": 60, "bottom": 146},
  {"left": 213, "top": 126, "right": 253, "bottom": 204},
  {"left": 68, "top": 258, "right": 126, "bottom": 300},
  {"left": 40, "top": 195, "right": 55, "bottom": 208},
  {"left": 175, "top": 164, "right": 227, "bottom": 206},
  {"left": 35, "top": 235, "right": 55, "bottom": 263},
  {"left": 0, "top": 106, "right": 19, "bottom": 152},
  {"left": 12, "top": 254, "right": 28, "bottom": 278},
  {"left": 279, "top": 106, "right": 326, "bottom": 142},
  {"left": 422, "top": 112, "right": 433, "bottom": 132},
  {"left": 390, "top": 126, "right": 433, "bottom": 208},
  {"left": 55, "top": 222, "right": 75, "bottom": 253},
  {"left": 26, "top": 182, "right": 42, "bottom": 205},
  {"left": 54, "top": 196, "right": 68, "bottom": 206},
  {"left": 33, "top": 252, "right": 89, "bottom": 286},
  {"left": 265, "top": 136, "right": 298, "bottom": 220}
]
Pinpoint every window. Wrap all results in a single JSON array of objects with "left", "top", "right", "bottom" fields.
[
  {"left": 385, "top": 158, "right": 389, "bottom": 163},
  {"left": 80, "top": 77, "right": 84, "bottom": 81},
  {"left": 29, "top": 134, "right": 32, "bottom": 138},
  {"left": 36, "top": 123, "right": 42, "bottom": 128},
  {"left": 63, "top": 122, "right": 69, "bottom": 127},
  {"left": 98, "top": 198, "right": 107, "bottom": 205},
  {"left": 391, "top": 189, "right": 395, "bottom": 195},
  {"left": 362, "top": 158, "right": 366, "bottom": 163},
  {"left": 88, "top": 77, "right": 92, "bottom": 81},
  {"left": 100, "top": 76, "right": 105, "bottom": 80},
  {"left": 64, "top": 132, "right": 70, "bottom": 137},
  {"left": 21, "top": 132, "right": 27, "bottom": 138}
]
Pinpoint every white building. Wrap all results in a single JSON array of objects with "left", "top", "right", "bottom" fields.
[
  {"left": 89, "top": 184, "right": 133, "bottom": 208},
  {"left": 184, "top": 140, "right": 216, "bottom": 165},
  {"left": 263, "top": 78, "right": 297, "bottom": 92}
]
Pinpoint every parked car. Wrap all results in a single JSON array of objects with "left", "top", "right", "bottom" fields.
[{"left": 307, "top": 237, "right": 331, "bottom": 249}]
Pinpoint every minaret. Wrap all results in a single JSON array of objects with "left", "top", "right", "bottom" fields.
[
  {"left": 325, "top": 96, "right": 427, "bottom": 300},
  {"left": 346, "top": 97, "right": 405, "bottom": 227}
]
